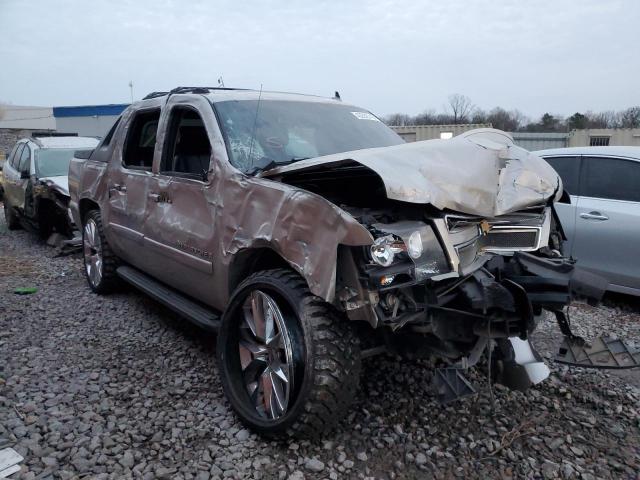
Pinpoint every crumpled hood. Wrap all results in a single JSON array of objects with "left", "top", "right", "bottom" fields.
[
  {"left": 39, "top": 176, "right": 69, "bottom": 197},
  {"left": 263, "top": 129, "right": 562, "bottom": 217}
]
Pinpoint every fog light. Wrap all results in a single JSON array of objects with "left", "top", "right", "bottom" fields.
[{"left": 407, "top": 230, "right": 423, "bottom": 259}]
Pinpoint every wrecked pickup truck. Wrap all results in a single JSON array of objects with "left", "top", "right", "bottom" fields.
[
  {"left": 69, "top": 87, "right": 626, "bottom": 439},
  {"left": 3, "top": 136, "right": 99, "bottom": 238}
]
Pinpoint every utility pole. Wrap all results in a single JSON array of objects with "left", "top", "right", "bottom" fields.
[{"left": 128, "top": 81, "right": 134, "bottom": 103}]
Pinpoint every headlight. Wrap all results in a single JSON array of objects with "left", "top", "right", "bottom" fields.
[
  {"left": 370, "top": 235, "right": 405, "bottom": 267},
  {"left": 369, "top": 221, "right": 452, "bottom": 281}
]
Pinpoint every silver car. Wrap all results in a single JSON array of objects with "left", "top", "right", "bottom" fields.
[{"left": 534, "top": 147, "right": 640, "bottom": 296}]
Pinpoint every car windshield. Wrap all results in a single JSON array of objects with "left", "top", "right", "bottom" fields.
[
  {"left": 35, "top": 148, "right": 77, "bottom": 177},
  {"left": 214, "top": 99, "right": 404, "bottom": 173}
]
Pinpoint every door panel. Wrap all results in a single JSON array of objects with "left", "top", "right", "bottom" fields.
[
  {"left": 572, "top": 156, "right": 640, "bottom": 290},
  {"left": 2, "top": 143, "right": 23, "bottom": 208},
  {"left": 13, "top": 144, "right": 32, "bottom": 210},
  {"left": 573, "top": 196, "right": 640, "bottom": 289},
  {"left": 103, "top": 108, "right": 160, "bottom": 267},
  {"left": 142, "top": 176, "right": 215, "bottom": 304},
  {"left": 141, "top": 99, "right": 217, "bottom": 305}
]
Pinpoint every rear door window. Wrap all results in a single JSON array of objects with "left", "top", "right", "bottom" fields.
[
  {"left": 122, "top": 109, "right": 160, "bottom": 170},
  {"left": 580, "top": 156, "right": 640, "bottom": 202},
  {"left": 544, "top": 156, "right": 580, "bottom": 194}
]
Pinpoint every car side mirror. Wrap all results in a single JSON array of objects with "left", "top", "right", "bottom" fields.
[{"left": 20, "top": 170, "right": 30, "bottom": 179}]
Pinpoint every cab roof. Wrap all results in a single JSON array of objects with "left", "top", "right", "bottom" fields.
[{"left": 138, "top": 86, "right": 348, "bottom": 107}]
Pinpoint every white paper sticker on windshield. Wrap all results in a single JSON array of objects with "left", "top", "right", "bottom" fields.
[{"left": 351, "top": 111, "right": 380, "bottom": 121}]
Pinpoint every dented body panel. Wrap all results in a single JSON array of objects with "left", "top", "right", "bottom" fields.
[
  {"left": 68, "top": 88, "right": 627, "bottom": 414},
  {"left": 69, "top": 94, "right": 372, "bottom": 308},
  {"left": 263, "top": 129, "right": 562, "bottom": 217}
]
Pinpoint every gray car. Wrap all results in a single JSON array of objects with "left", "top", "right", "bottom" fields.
[{"left": 534, "top": 147, "right": 640, "bottom": 296}]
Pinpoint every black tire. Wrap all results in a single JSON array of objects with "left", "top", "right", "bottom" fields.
[
  {"left": 4, "top": 202, "right": 21, "bottom": 230},
  {"left": 38, "top": 211, "right": 53, "bottom": 239},
  {"left": 82, "top": 210, "right": 120, "bottom": 294},
  {"left": 217, "top": 269, "right": 361, "bottom": 439}
]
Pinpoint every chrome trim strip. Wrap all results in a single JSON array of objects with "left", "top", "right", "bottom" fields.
[
  {"left": 109, "top": 223, "right": 144, "bottom": 244},
  {"left": 143, "top": 237, "right": 213, "bottom": 274}
]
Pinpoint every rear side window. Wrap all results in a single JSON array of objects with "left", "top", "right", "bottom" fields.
[
  {"left": 544, "top": 156, "right": 580, "bottom": 194},
  {"left": 123, "top": 110, "right": 160, "bottom": 170},
  {"left": 6, "top": 143, "right": 20, "bottom": 168},
  {"left": 10, "top": 144, "right": 24, "bottom": 169},
  {"left": 18, "top": 145, "right": 31, "bottom": 173},
  {"left": 581, "top": 156, "right": 640, "bottom": 202}
]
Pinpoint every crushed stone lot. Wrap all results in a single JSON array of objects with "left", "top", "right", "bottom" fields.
[{"left": 1, "top": 208, "right": 639, "bottom": 480}]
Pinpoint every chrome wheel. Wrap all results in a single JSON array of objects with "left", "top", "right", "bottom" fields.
[
  {"left": 238, "top": 290, "right": 294, "bottom": 420},
  {"left": 83, "top": 219, "right": 103, "bottom": 288}
]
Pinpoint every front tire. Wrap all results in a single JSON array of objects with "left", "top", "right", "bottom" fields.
[
  {"left": 82, "top": 210, "right": 120, "bottom": 293},
  {"left": 217, "top": 269, "right": 361, "bottom": 439},
  {"left": 4, "top": 202, "right": 21, "bottom": 230}
]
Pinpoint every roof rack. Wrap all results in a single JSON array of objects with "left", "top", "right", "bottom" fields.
[{"left": 142, "top": 86, "right": 250, "bottom": 100}]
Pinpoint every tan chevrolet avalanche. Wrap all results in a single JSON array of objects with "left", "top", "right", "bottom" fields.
[{"left": 69, "top": 86, "right": 616, "bottom": 439}]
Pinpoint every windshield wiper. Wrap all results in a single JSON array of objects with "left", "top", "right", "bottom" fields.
[{"left": 250, "top": 157, "right": 310, "bottom": 175}]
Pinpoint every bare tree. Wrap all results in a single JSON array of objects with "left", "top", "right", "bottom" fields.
[
  {"left": 384, "top": 113, "right": 412, "bottom": 126},
  {"left": 447, "top": 94, "right": 474, "bottom": 124},
  {"left": 617, "top": 106, "right": 640, "bottom": 128}
]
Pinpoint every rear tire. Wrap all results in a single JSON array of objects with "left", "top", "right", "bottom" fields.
[
  {"left": 217, "top": 269, "right": 361, "bottom": 439},
  {"left": 82, "top": 210, "right": 120, "bottom": 293},
  {"left": 4, "top": 202, "right": 21, "bottom": 230}
]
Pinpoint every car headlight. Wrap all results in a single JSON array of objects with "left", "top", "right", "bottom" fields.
[
  {"left": 370, "top": 235, "right": 406, "bottom": 267},
  {"left": 369, "top": 222, "right": 452, "bottom": 281}
]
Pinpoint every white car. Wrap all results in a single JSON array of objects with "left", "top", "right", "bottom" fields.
[
  {"left": 534, "top": 146, "right": 640, "bottom": 296},
  {"left": 3, "top": 136, "right": 99, "bottom": 237}
]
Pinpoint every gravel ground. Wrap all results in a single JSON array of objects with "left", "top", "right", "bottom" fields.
[{"left": 1, "top": 207, "right": 639, "bottom": 480}]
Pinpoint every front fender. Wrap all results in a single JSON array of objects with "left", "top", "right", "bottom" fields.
[{"left": 216, "top": 172, "right": 373, "bottom": 302}]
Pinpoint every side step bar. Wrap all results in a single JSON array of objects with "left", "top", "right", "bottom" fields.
[{"left": 117, "top": 266, "right": 221, "bottom": 332}]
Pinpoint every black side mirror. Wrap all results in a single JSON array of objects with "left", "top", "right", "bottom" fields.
[{"left": 20, "top": 170, "right": 30, "bottom": 179}]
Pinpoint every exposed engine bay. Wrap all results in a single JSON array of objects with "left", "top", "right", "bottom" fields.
[{"left": 264, "top": 130, "right": 619, "bottom": 400}]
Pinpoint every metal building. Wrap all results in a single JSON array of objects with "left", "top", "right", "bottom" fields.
[
  {"left": 510, "top": 132, "right": 569, "bottom": 151},
  {"left": 390, "top": 124, "right": 492, "bottom": 142},
  {"left": 53, "top": 104, "right": 129, "bottom": 138}
]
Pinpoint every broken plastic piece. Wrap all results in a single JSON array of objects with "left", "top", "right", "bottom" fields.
[
  {"left": 432, "top": 368, "right": 476, "bottom": 404},
  {"left": 555, "top": 336, "right": 640, "bottom": 369},
  {"left": 0, "top": 447, "right": 23, "bottom": 478},
  {"left": 13, "top": 287, "right": 38, "bottom": 295}
]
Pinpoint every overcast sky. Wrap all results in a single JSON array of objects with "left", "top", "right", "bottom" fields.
[{"left": 1, "top": 0, "right": 638, "bottom": 118}]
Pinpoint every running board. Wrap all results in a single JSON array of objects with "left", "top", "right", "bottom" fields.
[{"left": 117, "top": 266, "right": 221, "bottom": 332}]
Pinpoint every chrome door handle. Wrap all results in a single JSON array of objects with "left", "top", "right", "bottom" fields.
[
  {"left": 580, "top": 212, "right": 609, "bottom": 221},
  {"left": 109, "top": 183, "right": 127, "bottom": 193}
]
